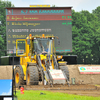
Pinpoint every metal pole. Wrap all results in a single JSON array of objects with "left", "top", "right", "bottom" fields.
[{"left": 12, "top": 50, "right": 16, "bottom": 96}]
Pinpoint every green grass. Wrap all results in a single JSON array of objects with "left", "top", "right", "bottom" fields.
[{"left": 16, "top": 90, "right": 100, "bottom": 100}]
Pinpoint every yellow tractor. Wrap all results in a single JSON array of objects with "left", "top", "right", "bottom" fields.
[{"left": 14, "top": 34, "right": 69, "bottom": 88}]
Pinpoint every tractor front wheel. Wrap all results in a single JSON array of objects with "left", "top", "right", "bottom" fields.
[
  {"left": 26, "top": 66, "right": 39, "bottom": 85},
  {"left": 14, "top": 67, "right": 24, "bottom": 88}
]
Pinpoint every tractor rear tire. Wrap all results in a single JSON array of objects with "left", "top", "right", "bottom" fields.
[
  {"left": 14, "top": 67, "right": 24, "bottom": 88},
  {"left": 26, "top": 66, "right": 39, "bottom": 85},
  {"left": 59, "top": 66, "right": 69, "bottom": 81}
]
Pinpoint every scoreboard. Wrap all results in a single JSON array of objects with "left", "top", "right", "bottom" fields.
[{"left": 6, "top": 7, "right": 72, "bottom": 53}]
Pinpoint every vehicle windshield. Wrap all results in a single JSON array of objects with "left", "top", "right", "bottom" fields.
[{"left": 33, "top": 38, "right": 52, "bottom": 54}]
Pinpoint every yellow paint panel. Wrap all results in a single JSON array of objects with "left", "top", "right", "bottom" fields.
[
  {"left": 21, "top": 65, "right": 26, "bottom": 80},
  {"left": 30, "top": 5, "right": 50, "bottom": 7}
]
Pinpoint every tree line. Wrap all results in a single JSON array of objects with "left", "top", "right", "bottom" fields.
[
  {"left": 69, "top": 8, "right": 100, "bottom": 64},
  {"left": 0, "top": 0, "right": 100, "bottom": 64}
]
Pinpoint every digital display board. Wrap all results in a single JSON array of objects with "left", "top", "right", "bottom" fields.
[{"left": 6, "top": 7, "right": 72, "bottom": 53}]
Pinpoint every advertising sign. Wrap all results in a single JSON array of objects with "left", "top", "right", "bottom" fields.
[
  {"left": 78, "top": 67, "right": 100, "bottom": 74},
  {"left": 49, "top": 69, "right": 66, "bottom": 79},
  {"left": 0, "top": 66, "right": 14, "bottom": 100},
  {"left": 0, "top": 79, "right": 12, "bottom": 96},
  {"left": 6, "top": 7, "right": 72, "bottom": 53}
]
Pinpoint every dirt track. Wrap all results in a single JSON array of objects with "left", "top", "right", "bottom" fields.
[{"left": 0, "top": 65, "right": 100, "bottom": 97}]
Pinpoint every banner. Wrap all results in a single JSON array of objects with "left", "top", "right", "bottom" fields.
[{"left": 78, "top": 66, "right": 100, "bottom": 74}]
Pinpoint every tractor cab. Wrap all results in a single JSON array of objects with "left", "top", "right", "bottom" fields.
[{"left": 33, "top": 37, "right": 53, "bottom": 55}]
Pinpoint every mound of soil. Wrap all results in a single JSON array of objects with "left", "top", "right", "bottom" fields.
[
  {"left": 67, "top": 65, "right": 100, "bottom": 85},
  {"left": 0, "top": 66, "right": 12, "bottom": 79}
]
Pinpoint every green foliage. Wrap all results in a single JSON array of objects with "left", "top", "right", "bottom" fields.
[
  {"left": 0, "top": 0, "right": 14, "bottom": 56},
  {"left": 67, "top": 8, "right": 100, "bottom": 64},
  {"left": 92, "top": 6, "right": 100, "bottom": 21}
]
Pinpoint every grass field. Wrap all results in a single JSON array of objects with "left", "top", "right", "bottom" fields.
[{"left": 15, "top": 90, "right": 100, "bottom": 100}]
